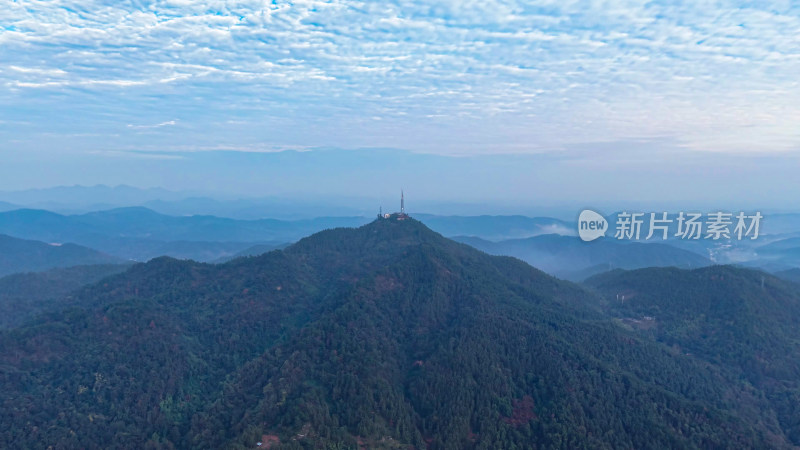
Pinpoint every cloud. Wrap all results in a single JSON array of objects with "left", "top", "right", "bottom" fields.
[
  {"left": 127, "top": 120, "right": 178, "bottom": 129},
  {"left": 88, "top": 150, "right": 185, "bottom": 160},
  {"left": 7, "top": 65, "right": 68, "bottom": 76},
  {"left": 0, "top": 0, "right": 798, "bottom": 155}
]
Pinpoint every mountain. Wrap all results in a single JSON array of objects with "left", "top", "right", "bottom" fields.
[
  {"left": 0, "top": 208, "right": 371, "bottom": 261},
  {"left": 0, "top": 263, "right": 132, "bottom": 329},
  {"left": 414, "top": 214, "right": 573, "bottom": 240},
  {"left": 0, "top": 207, "right": 576, "bottom": 262},
  {"left": 749, "top": 237, "right": 800, "bottom": 269},
  {"left": 775, "top": 268, "right": 800, "bottom": 284},
  {"left": 0, "top": 201, "right": 19, "bottom": 212},
  {"left": 213, "top": 242, "right": 290, "bottom": 263},
  {"left": 143, "top": 196, "right": 383, "bottom": 220},
  {"left": 0, "top": 185, "right": 187, "bottom": 211},
  {"left": 600, "top": 211, "right": 782, "bottom": 267},
  {"left": 0, "top": 218, "right": 791, "bottom": 449},
  {"left": 756, "top": 237, "right": 800, "bottom": 252},
  {"left": 585, "top": 265, "right": 800, "bottom": 444},
  {"left": 0, "top": 207, "right": 372, "bottom": 244},
  {"left": 0, "top": 234, "right": 123, "bottom": 277},
  {"left": 0, "top": 183, "right": 570, "bottom": 219},
  {"left": 456, "top": 234, "right": 712, "bottom": 280},
  {"left": 759, "top": 214, "right": 800, "bottom": 236},
  {"left": 0, "top": 208, "right": 578, "bottom": 245},
  {"left": 0, "top": 185, "right": 380, "bottom": 218},
  {"left": 85, "top": 238, "right": 258, "bottom": 263}
]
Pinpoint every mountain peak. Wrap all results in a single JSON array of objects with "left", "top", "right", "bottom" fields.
[
  {"left": 0, "top": 215, "right": 793, "bottom": 449},
  {"left": 288, "top": 216, "right": 443, "bottom": 252}
]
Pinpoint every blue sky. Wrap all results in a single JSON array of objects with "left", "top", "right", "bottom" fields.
[{"left": 1, "top": 1, "right": 799, "bottom": 207}]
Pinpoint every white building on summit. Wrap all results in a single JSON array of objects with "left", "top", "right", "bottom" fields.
[{"left": 378, "top": 190, "right": 410, "bottom": 220}]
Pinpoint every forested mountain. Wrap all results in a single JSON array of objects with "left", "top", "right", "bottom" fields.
[
  {"left": 751, "top": 237, "right": 800, "bottom": 269},
  {"left": 0, "top": 219, "right": 794, "bottom": 449},
  {"left": 0, "top": 263, "right": 132, "bottom": 329},
  {"left": 0, "top": 234, "right": 123, "bottom": 277},
  {"left": 213, "top": 242, "right": 290, "bottom": 263},
  {"left": 775, "top": 267, "right": 800, "bottom": 284},
  {"left": 455, "top": 234, "right": 711, "bottom": 281},
  {"left": 585, "top": 266, "right": 800, "bottom": 444}
]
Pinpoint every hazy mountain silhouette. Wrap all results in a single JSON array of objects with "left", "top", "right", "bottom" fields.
[
  {"left": 0, "top": 234, "right": 123, "bottom": 277},
  {"left": 455, "top": 234, "right": 711, "bottom": 280}
]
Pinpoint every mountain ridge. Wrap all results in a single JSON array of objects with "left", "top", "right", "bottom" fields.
[
  {"left": 0, "top": 233, "right": 124, "bottom": 277},
  {"left": 455, "top": 233, "right": 712, "bottom": 281},
  {"left": 584, "top": 264, "right": 800, "bottom": 443},
  {"left": 0, "top": 218, "right": 792, "bottom": 449}
]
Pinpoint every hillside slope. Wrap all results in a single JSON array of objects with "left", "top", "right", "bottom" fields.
[
  {"left": 0, "top": 234, "right": 123, "bottom": 277},
  {"left": 0, "top": 219, "right": 790, "bottom": 449},
  {"left": 585, "top": 265, "right": 800, "bottom": 444},
  {"left": 0, "top": 263, "right": 132, "bottom": 329}
]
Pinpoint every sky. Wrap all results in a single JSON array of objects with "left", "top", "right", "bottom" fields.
[{"left": 1, "top": 1, "right": 799, "bottom": 210}]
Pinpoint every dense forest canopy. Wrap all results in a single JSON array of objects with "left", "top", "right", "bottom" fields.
[{"left": 1, "top": 218, "right": 798, "bottom": 449}]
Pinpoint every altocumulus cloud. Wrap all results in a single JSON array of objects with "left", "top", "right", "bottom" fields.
[{"left": 0, "top": 0, "right": 799, "bottom": 155}]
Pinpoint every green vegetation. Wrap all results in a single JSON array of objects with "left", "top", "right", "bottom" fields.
[
  {"left": 586, "top": 265, "right": 800, "bottom": 444},
  {"left": 0, "top": 233, "right": 123, "bottom": 277},
  {"left": 0, "top": 219, "right": 796, "bottom": 448},
  {"left": 0, "top": 263, "right": 131, "bottom": 329}
]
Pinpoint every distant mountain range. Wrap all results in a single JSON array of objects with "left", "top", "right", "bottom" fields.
[
  {"left": 1, "top": 217, "right": 795, "bottom": 448},
  {"left": 0, "top": 183, "right": 564, "bottom": 219},
  {"left": 0, "top": 184, "right": 386, "bottom": 218},
  {"left": 0, "top": 185, "right": 188, "bottom": 212},
  {"left": 414, "top": 213, "right": 573, "bottom": 240},
  {"left": 0, "top": 207, "right": 572, "bottom": 262},
  {"left": 0, "top": 207, "right": 369, "bottom": 261},
  {"left": 0, "top": 203, "right": 797, "bottom": 275},
  {"left": 0, "top": 234, "right": 123, "bottom": 277},
  {"left": 749, "top": 237, "right": 800, "bottom": 268},
  {"left": 0, "top": 201, "right": 19, "bottom": 212},
  {"left": 0, "top": 207, "right": 370, "bottom": 243},
  {"left": 455, "top": 233, "right": 712, "bottom": 280},
  {"left": 775, "top": 268, "right": 800, "bottom": 284}
]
